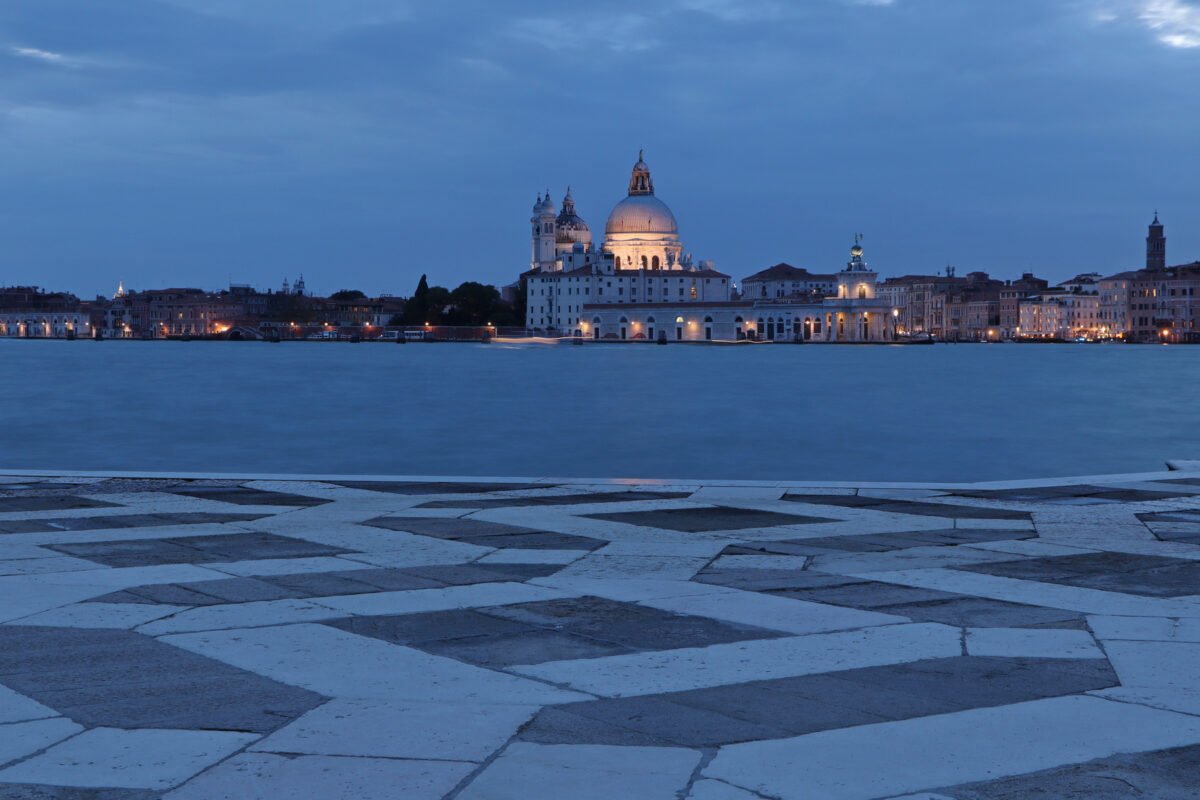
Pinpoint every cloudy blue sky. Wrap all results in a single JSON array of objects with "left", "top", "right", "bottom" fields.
[{"left": 1, "top": 0, "right": 1198, "bottom": 298}]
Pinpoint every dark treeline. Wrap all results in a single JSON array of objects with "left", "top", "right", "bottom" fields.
[{"left": 391, "top": 275, "right": 524, "bottom": 326}]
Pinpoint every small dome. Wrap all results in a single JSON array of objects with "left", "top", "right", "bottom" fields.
[{"left": 605, "top": 194, "right": 678, "bottom": 236}]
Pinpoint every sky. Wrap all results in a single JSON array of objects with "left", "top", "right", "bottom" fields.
[{"left": 1, "top": 0, "right": 1199, "bottom": 299}]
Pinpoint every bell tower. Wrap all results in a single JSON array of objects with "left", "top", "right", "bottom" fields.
[
  {"left": 1146, "top": 212, "right": 1166, "bottom": 271},
  {"left": 530, "top": 191, "right": 558, "bottom": 272}
]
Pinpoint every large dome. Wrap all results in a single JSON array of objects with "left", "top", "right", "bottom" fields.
[{"left": 605, "top": 194, "right": 678, "bottom": 236}]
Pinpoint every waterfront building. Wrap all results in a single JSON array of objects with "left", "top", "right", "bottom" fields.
[
  {"left": 1097, "top": 215, "right": 1200, "bottom": 342},
  {"left": 0, "top": 287, "right": 93, "bottom": 339},
  {"left": 740, "top": 264, "right": 836, "bottom": 300},
  {"left": 1018, "top": 275, "right": 1101, "bottom": 339}
]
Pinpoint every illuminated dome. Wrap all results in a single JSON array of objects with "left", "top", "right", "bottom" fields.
[
  {"left": 605, "top": 194, "right": 678, "bottom": 235},
  {"left": 604, "top": 152, "right": 678, "bottom": 236}
]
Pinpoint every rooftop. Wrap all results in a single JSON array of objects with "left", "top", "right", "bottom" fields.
[{"left": 2, "top": 466, "right": 1200, "bottom": 798}]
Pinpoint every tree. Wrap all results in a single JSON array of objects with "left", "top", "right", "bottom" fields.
[
  {"left": 448, "top": 282, "right": 500, "bottom": 325},
  {"left": 329, "top": 289, "right": 366, "bottom": 301},
  {"left": 401, "top": 275, "right": 431, "bottom": 324}
]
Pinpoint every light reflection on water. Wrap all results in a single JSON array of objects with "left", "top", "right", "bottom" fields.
[{"left": 2, "top": 340, "right": 1196, "bottom": 482}]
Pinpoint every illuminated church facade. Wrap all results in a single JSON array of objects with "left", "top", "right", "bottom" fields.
[{"left": 522, "top": 153, "right": 897, "bottom": 342}]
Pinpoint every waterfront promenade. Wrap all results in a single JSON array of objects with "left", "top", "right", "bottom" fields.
[{"left": 2, "top": 469, "right": 1200, "bottom": 798}]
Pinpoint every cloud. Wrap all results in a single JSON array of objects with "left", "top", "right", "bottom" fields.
[
  {"left": 1089, "top": 0, "right": 1200, "bottom": 47},
  {"left": 11, "top": 46, "right": 75, "bottom": 66},
  {"left": 1139, "top": 0, "right": 1200, "bottom": 47},
  {"left": 506, "top": 14, "right": 659, "bottom": 53}
]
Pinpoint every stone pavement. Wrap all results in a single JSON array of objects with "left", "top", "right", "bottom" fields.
[{"left": 2, "top": 469, "right": 1200, "bottom": 798}]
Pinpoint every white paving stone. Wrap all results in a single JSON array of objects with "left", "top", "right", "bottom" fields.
[
  {"left": 640, "top": 588, "right": 908, "bottom": 636},
  {"left": 456, "top": 743, "right": 701, "bottom": 800},
  {"left": 0, "top": 556, "right": 103, "bottom": 577},
  {"left": 1088, "top": 614, "right": 1200, "bottom": 642},
  {"left": 163, "top": 752, "right": 473, "bottom": 800},
  {"left": 552, "top": 554, "right": 710, "bottom": 580},
  {"left": 514, "top": 622, "right": 960, "bottom": 697},
  {"left": 252, "top": 698, "right": 539, "bottom": 762},
  {"left": 704, "top": 696, "right": 1200, "bottom": 800},
  {"left": 311, "top": 581, "right": 574, "bottom": 617},
  {"left": 965, "top": 627, "right": 1104, "bottom": 659},
  {"left": 162, "top": 623, "right": 588, "bottom": 704},
  {"left": 477, "top": 548, "right": 590, "bottom": 565},
  {"left": 1103, "top": 639, "right": 1200, "bottom": 693},
  {"left": 687, "top": 779, "right": 768, "bottom": 800},
  {"left": 136, "top": 598, "right": 347, "bottom": 635},
  {"left": 0, "top": 685, "right": 58, "bottom": 724},
  {"left": 0, "top": 727, "right": 255, "bottom": 790},
  {"left": 0, "top": 718, "right": 79, "bottom": 763},
  {"left": 206, "top": 556, "right": 366, "bottom": 577},
  {"left": 10, "top": 601, "right": 186, "bottom": 629}
]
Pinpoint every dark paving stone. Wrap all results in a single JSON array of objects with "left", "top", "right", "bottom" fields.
[
  {"left": 263, "top": 568, "right": 445, "bottom": 596},
  {"left": 481, "top": 596, "right": 782, "bottom": 651},
  {"left": 518, "top": 706, "right": 678, "bottom": 747},
  {"left": 782, "top": 494, "right": 1031, "bottom": 520},
  {"left": 326, "top": 609, "right": 532, "bottom": 644},
  {"left": 38, "top": 512, "right": 269, "bottom": 532},
  {"left": 420, "top": 629, "right": 635, "bottom": 667},
  {"left": 399, "top": 563, "right": 563, "bottom": 585},
  {"left": 945, "top": 742, "right": 1200, "bottom": 800},
  {"left": 957, "top": 552, "right": 1200, "bottom": 598},
  {"left": 766, "top": 580, "right": 962, "bottom": 608},
  {"left": 954, "top": 484, "right": 1195, "bottom": 504},
  {"left": 170, "top": 576, "right": 305, "bottom": 604},
  {"left": 694, "top": 568, "right": 867, "bottom": 592},
  {"left": 0, "top": 786, "right": 159, "bottom": 800},
  {"left": 363, "top": 516, "right": 543, "bottom": 539},
  {"left": 0, "top": 520, "right": 57, "bottom": 534},
  {"left": 0, "top": 626, "right": 323, "bottom": 733},
  {"left": 453, "top": 531, "right": 608, "bottom": 551},
  {"left": 417, "top": 491, "right": 691, "bottom": 509},
  {"left": 586, "top": 506, "right": 835, "bottom": 533},
  {"left": 525, "top": 656, "right": 1117, "bottom": 747},
  {"left": 723, "top": 529, "right": 1034, "bottom": 557},
  {"left": 550, "top": 694, "right": 793, "bottom": 747},
  {"left": 874, "top": 596, "right": 1087, "bottom": 628},
  {"left": 332, "top": 481, "right": 548, "bottom": 494},
  {"left": 0, "top": 496, "right": 120, "bottom": 513},
  {"left": 46, "top": 532, "right": 348, "bottom": 567},
  {"left": 167, "top": 487, "right": 331, "bottom": 507}
]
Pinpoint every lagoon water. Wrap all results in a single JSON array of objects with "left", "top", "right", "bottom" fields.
[{"left": 2, "top": 340, "right": 1197, "bottom": 483}]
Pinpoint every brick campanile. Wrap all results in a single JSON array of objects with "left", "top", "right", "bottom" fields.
[{"left": 1147, "top": 212, "right": 1166, "bottom": 271}]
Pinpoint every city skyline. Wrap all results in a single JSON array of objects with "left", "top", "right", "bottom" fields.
[{"left": 1, "top": 1, "right": 1199, "bottom": 297}]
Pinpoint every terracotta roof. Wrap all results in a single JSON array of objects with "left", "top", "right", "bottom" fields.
[{"left": 741, "top": 263, "right": 834, "bottom": 282}]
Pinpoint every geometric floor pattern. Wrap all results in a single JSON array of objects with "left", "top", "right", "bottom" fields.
[{"left": 2, "top": 469, "right": 1200, "bottom": 798}]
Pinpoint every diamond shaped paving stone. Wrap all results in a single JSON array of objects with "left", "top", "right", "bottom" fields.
[
  {"left": 0, "top": 496, "right": 121, "bottom": 512},
  {"left": 416, "top": 491, "right": 692, "bottom": 509},
  {"left": 781, "top": 494, "right": 1031, "bottom": 519},
  {"left": 956, "top": 552, "right": 1200, "bottom": 597},
  {"left": 38, "top": 512, "right": 269, "bottom": 532},
  {"left": 954, "top": 484, "right": 1198, "bottom": 503},
  {"left": 167, "top": 487, "right": 331, "bottom": 506},
  {"left": 418, "top": 629, "right": 637, "bottom": 667},
  {"left": 522, "top": 656, "right": 1118, "bottom": 747},
  {"left": 46, "top": 532, "right": 348, "bottom": 567},
  {"left": 479, "top": 596, "right": 784, "bottom": 651},
  {"left": 765, "top": 580, "right": 962, "bottom": 608},
  {"left": 453, "top": 531, "right": 608, "bottom": 550},
  {"left": 363, "top": 516, "right": 543, "bottom": 538},
  {"left": 872, "top": 596, "right": 1087, "bottom": 628},
  {"left": 397, "top": 563, "right": 564, "bottom": 585},
  {"left": 693, "top": 568, "right": 868, "bottom": 592},
  {"left": 585, "top": 506, "right": 835, "bottom": 532},
  {"left": 325, "top": 609, "right": 534, "bottom": 645},
  {"left": 0, "top": 627, "right": 323, "bottom": 732},
  {"left": 331, "top": 480, "right": 548, "bottom": 494}
]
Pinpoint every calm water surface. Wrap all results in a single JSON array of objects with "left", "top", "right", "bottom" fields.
[{"left": 3, "top": 340, "right": 1197, "bottom": 483}]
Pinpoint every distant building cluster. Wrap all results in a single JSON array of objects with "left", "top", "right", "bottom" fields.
[
  {"left": 520, "top": 155, "right": 1198, "bottom": 343},
  {"left": 0, "top": 277, "right": 408, "bottom": 340}
]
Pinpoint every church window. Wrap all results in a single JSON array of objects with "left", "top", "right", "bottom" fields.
[
  {"left": 652, "top": 256, "right": 660, "bottom": 270},
  {"left": 691, "top": 287, "right": 697, "bottom": 299},
  {"left": 641, "top": 256, "right": 648, "bottom": 269}
]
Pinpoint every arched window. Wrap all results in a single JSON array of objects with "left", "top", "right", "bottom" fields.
[
  {"left": 641, "top": 256, "right": 648, "bottom": 269},
  {"left": 651, "top": 256, "right": 660, "bottom": 270},
  {"left": 592, "top": 316, "right": 602, "bottom": 324},
  {"left": 690, "top": 286, "right": 697, "bottom": 299},
  {"left": 647, "top": 316, "right": 656, "bottom": 323},
  {"left": 704, "top": 316, "right": 713, "bottom": 323},
  {"left": 675, "top": 316, "right": 684, "bottom": 324},
  {"left": 858, "top": 285, "right": 867, "bottom": 299},
  {"left": 734, "top": 316, "right": 743, "bottom": 323},
  {"left": 619, "top": 316, "right": 628, "bottom": 323}
]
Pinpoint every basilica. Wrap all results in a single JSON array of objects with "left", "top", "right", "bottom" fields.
[{"left": 522, "top": 153, "right": 897, "bottom": 343}]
